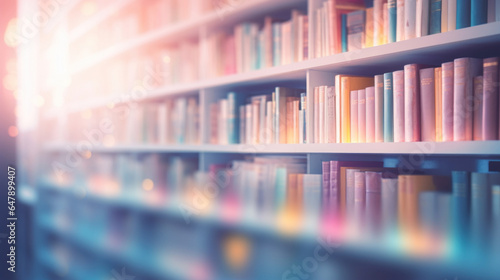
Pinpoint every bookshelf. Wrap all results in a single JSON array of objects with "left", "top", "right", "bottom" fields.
[{"left": 34, "top": 0, "right": 500, "bottom": 280}]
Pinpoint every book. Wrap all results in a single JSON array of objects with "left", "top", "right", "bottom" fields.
[
  {"left": 366, "top": 171, "right": 383, "bottom": 239},
  {"left": 384, "top": 72, "right": 394, "bottom": 142},
  {"left": 388, "top": 0, "right": 398, "bottom": 42},
  {"left": 366, "top": 86, "right": 376, "bottom": 143},
  {"left": 429, "top": 0, "right": 442, "bottom": 34},
  {"left": 456, "top": 0, "right": 471, "bottom": 28},
  {"left": 470, "top": 172, "right": 490, "bottom": 259},
  {"left": 492, "top": 185, "right": 500, "bottom": 261},
  {"left": 381, "top": 177, "right": 399, "bottom": 238},
  {"left": 473, "top": 76, "right": 483, "bottom": 141},
  {"left": 420, "top": 68, "right": 437, "bottom": 142},
  {"left": 347, "top": 10, "right": 366, "bottom": 51},
  {"left": 416, "top": 0, "right": 430, "bottom": 37},
  {"left": 435, "top": 67, "right": 443, "bottom": 141},
  {"left": 346, "top": 168, "right": 360, "bottom": 223},
  {"left": 354, "top": 171, "right": 367, "bottom": 234},
  {"left": 453, "top": 58, "right": 482, "bottom": 141},
  {"left": 482, "top": 57, "right": 499, "bottom": 140},
  {"left": 393, "top": 70, "right": 405, "bottom": 142},
  {"left": 404, "top": 64, "right": 422, "bottom": 142},
  {"left": 342, "top": 14, "right": 348, "bottom": 52},
  {"left": 375, "top": 75, "right": 385, "bottom": 142},
  {"left": 228, "top": 92, "right": 245, "bottom": 144},
  {"left": 396, "top": 0, "right": 405, "bottom": 41},
  {"left": 322, "top": 161, "right": 331, "bottom": 211},
  {"left": 327, "top": 86, "right": 336, "bottom": 143},
  {"left": 442, "top": 0, "right": 449, "bottom": 32},
  {"left": 358, "top": 89, "right": 367, "bottom": 143},
  {"left": 451, "top": 171, "right": 470, "bottom": 256},
  {"left": 471, "top": 0, "right": 488, "bottom": 25},
  {"left": 448, "top": 0, "right": 457, "bottom": 30},
  {"left": 404, "top": 0, "right": 417, "bottom": 39},
  {"left": 275, "top": 87, "right": 301, "bottom": 143},
  {"left": 442, "top": 61, "right": 454, "bottom": 142},
  {"left": 351, "top": 90, "right": 359, "bottom": 143},
  {"left": 374, "top": 0, "right": 385, "bottom": 45},
  {"left": 365, "top": 7, "right": 374, "bottom": 48}
]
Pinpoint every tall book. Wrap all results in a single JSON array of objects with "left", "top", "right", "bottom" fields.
[
  {"left": 442, "top": 0, "right": 449, "bottom": 32},
  {"left": 364, "top": 7, "right": 374, "bottom": 48},
  {"left": 404, "top": 64, "right": 423, "bottom": 142},
  {"left": 346, "top": 168, "right": 360, "bottom": 224},
  {"left": 470, "top": 172, "right": 490, "bottom": 259},
  {"left": 351, "top": 90, "right": 359, "bottom": 143},
  {"left": 404, "top": 0, "right": 417, "bottom": 39},
  {"left": 420, "top": 68, "right": 436, "bottom": 142},
  {"left": 274, "top": 87, "right": 301, "bottom": 143},
  {"left": 347, "top": 10, "right": 366, "bottom": 51},
  {"left": 482, "top": 57, "right": 499, "bottom": 140},
  {"left": 358, "top": 89, "right": 367, "bottom": 143},
  {"left": 337, "top": 75, "right": 374, "bottom": 143},
  {"left": 396, "top": 0, "right": 406, "bottom": 41},
  {"left": 429, "top": 0, "right": 442, "bottom": 34},
  {"left": 435, "top": 67, "right": 443, "bottom": 141},
  {"left": 451, "top": 171, "right": 470, "bottom": 256},
  {"left": 471, "top": 0, "right": 488, "bottom": 25},
  {"left": 366, "top": 171, "right": 383, "bottom": 239},
  {"left": 322, "top": 161, "right": 331, "bottom": 212},
  {"left": 448, "top": 0, "right": 457, "bottom": 30},
  {"left": 374, "top": 0, "right": 385, "bottom": 45},
  {"left": 375, "top": 75, "right": 385, "bottom": 142},
  {"left": 473, "top": 76, "right": 483, "bottom": 141},
  {"left": 342, "top": 14, "right": 348, "bottom": 52},
  {"left": 416, "top": 0, "right": 430, "bottom": 37},
  {"left": 393, "top": 70, "right": 405, "bottom": 142},
  {"left": 354, "top": 171, "right": 367, "bottom": 235},
  {"left": 456, "top": 0, "right": 471, "bottom": 28},
  {"left": 442, "top": 61, "right": 454, "bottom": 142},
  {"left": 384, "top": 72, "right": 394, "bottom": 142},
  {"left": 327, "top": 86, "right": 336, "bottom": 143},
  {"left": 381, "top": 177, "right": 399, "bottom": 239},
  {"left": 366, "top": 86, "right": 376, "bottom": 143},
  {"left": 388, "top": 0, "right": 398, "bottom": 42},
  {"left": 453, "top": 58, "right": 482, "bottom": 141}
]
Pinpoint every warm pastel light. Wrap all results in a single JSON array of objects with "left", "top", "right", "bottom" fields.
[
  {"left": 34, "top": 95, "right": 45, "bottom": 107},
  {"left": 81, "top": 110, "right": 92, "bottom": 119},
  {"left": 8, "top": 126, "right": 18, "bottom": 137},
  {"left": 6, "top": 58, "right": 17, "bottom": 73},
  {"left": 142, "top": 179, "right": 154, "bottom": 191},
  {"left": 83, "top": 151, "right": 92, "bottom": 159},
  {"left": 103, "top": 135, "right": 115, "bottom": 147},
  {"left": 162, "top": 55, "right": 171, "bottom": 63},
  {"left": 3, "top": 18, "right": 18, "bottom": 47},
  {"left": 3, "top": 74, "right": 17, "bottom": 91},
  {"left": 81, "top": 1, "right": 97, "bottom": 16}
]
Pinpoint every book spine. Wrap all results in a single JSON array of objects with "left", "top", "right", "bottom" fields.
[
  {"left": 473, "top": 76, "right": 483, "bottom": 141},
  {"left": 266, "top": 101, "right": 273, "bottom": 144},
  {"left": 330, "top": 161, "right": 339, "bottom": 215},
  {"left": 404, "top": 64, "right": 421, "bottom": 142},
  {"left": 482, "top": 57, "right": 499, "bottom": 140},
  {"left": 442, "top": 0, "right": 449, "bottom": 32},
  {"left": 405, "top": 0, "right": 417, "bottom": 39},
  {"left": 470, "top": 172, "right": 489, "bottom": 258},
  {"left": 300, "top": 93, "right": 306, "bottom": 144},
  {"left": 314, "top": 87, "right": 319, "bottom": 143},
  {"left": 442, "top": 61, "right": 454, "bottom": 142},
  {"left": 358, "top": 89, "right": 367, "bottom": 143},
  {"left": 319, "top": 87, "right": 325, "bottom": 143},
  {"left": 322, "top": 161, "right": 331, "bottom": 211},
  {"left": 492, "top": 185, "right": 500, "bottom": 261},
  {"left": 389, "top": 0, "right": 398, "bottom": 42},
  {"left": 393, "top": 70, "right": 405, "bottom": 142},
  {"left": 384, "top": 72, "right": 394, "bottom": 142},
  {"left": 420, "top": 68, "right": 436, "bottom": 142},
  {"left": 335, "top": 75, "right": 342, "bottom": 143},
  {"left": 342, "top": 14, "right": 348, "bottom": 52},
  {"left": 383, "top": 2, "right": 389, "bottom": 44},
  {"left": 346, "top": 169, "right": 359, "bottom": 222},
  {"left": 341, "top": 77, "right": 351, "bottom": 143},
  {"left": 351, "top": 90, "right": 359, "bottom": 143},
  {"left": 381, "top": 178, "right": 399, "bottom": 237},
  {"left": 227, "top": 92, "right": 239, "bottom": 144},
  {"left": 366, "top": 171, "right": 382, "bottom": 238},
  {"left": 451, "top": 171, "right": 470, "bottom": 255},
  {"left": 471, "top": 0, "right": 488, "bottom": 25},
  {"left": 347, "top": 10, "right": 366, "bottom": 52},
  {"left": 365, "top": 7, "right": 374, "bottom": 48},
  {"left": 375, "top": 75, "right": 385, "bottom": 142},
  {"left": 366, "top": 86, "right": 376, "bottom": 143},
  {"left": 487, "top": 0, "right": 496, "bottom": 23},
  {"left": 374, "top": 0, "right": 384, "bottom": 46},
  {"left": 327, "top": 86, "right": 336, "bottom": 143},
  {"left": 456, "top": 0, "right": 471, "bottom": 28},
  {"left": 435, "top": 67, "right": 443, "bottom": 141},
  {"left": 354, "top": 171, "right": 366, "bottom": 233},
  {"left": 397, "top": 0, "right": 406, "bottom": 41},
  {"left": 448, "top": 0, "right": 457, "bottom": 30},
  {"left": 430, "top": 0, "right": 442, "bottom": 34},
  {"left": 240, "top": 105, "right": 245, "bottom": 144},
  {"left": 273, "top": 23, "right": 281, "bottom": 66}
]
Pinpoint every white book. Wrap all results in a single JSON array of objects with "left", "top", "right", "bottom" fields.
[
  {"left": 335, "top": 76, "right": 342, "bottom": 143},
  {"left": 383, "top": 3, "right": 388, "bottom": 44},
  {"left": 219, "top": 99, "right": 228, "bottom": 145},
  {"left": 157, "top": 103, "right": 167, "bottom": 144},
  {"left": 397, "top": 0, "right": 406, "bottom": 41},
  {"left": 448, "top": 0, "right": 456, "bottom": 31},
  {"left": 374, "top": 0, "right": 384, "bottom": 46},
  {"left": 245, "top": 104, "right": 252, "bottom": 144},
  {"left": 404, "top": 0, "right": 417, "bottom": 39},
  {"left": 324, "top": 86, "right": 330, "bottom": 143},
  {"left": 298, "top": 15, "right": 304, "bottom": 62},
  {"left": 314, "top": 87, "right": 320, "bottom": 143},
  {"left": 442, "top": 0, "right": 449, "bottom": 32},
  {"left": 416, "top": 0, "right": 429, "bottom": 37},
  {"left": 319, "top": 86, "right": 325, "bottom": 143},
  {"left": 252, "top": 100, "right": 260, "bottom": 144},
  {"left": 266, "top": 101, "right": 273, "bottom": 144}
]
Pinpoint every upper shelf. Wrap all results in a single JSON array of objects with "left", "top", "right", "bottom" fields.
[
  {"left": 44, "top": 141, "right": 500, "bottom": 155},
  {"left": 45, "top": 21, "right": 500, "bottom": 119}
]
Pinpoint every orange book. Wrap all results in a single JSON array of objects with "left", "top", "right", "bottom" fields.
[
  {"left": 434, "top": 67, "right": 443, "bottom": 142},
  {"left": 338, "top": 75, "right": 374, "bottom": 143}
]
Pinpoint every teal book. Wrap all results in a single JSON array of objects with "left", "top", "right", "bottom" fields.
[
  {"left": 451, "top": 171, "right": 470, "bottom": 256},
  {"left": 227, "top": 92, "right": 245, "bottom": 144},
  {"left": 456, "top": 0, "right": 471, "bottom": 28},
  {"left": 341, "top": 14, "right": 348, "bottom": 52},
  {"left": 272, "top": 23, "right": 281, "bottom": 66},
  {"left": 388, "top": 0, "right": 397, "bottom": 42},
  {"left": 383, "top": 72, "right": 394, "bottom": 142},
  {"left": 274, "top": 167, "right": 287, "bottom": 212},
  {"left": 471, "top": 0, "right": 488, "bottom": 25},
  {"left": 429, "top": 0, "right": 442, "bottom": 34}
]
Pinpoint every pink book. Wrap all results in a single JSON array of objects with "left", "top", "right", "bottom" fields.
[
  {"left": 419, "top": 67, "right": 436, "bottom": 142},
  {"left": 354, "top": 171, "right": 366, "bottom": 232},
  {"left": 365, "top": 171, "right": 382, "bottom": 238},
  {"left": 375, "top": 75, "right": 384, "bottom": 142},
  {"left": 393, "top": 70, "right": 405, "bottom": 142},
  {"left": 366, "top": 86, "right": 375, "bottom": 143},
  {"left": 442, "top": 62, "right": 454, "bottom": 142},
  {"left": 473, "top": 76, "right": 483, "bottom": 141},
  {"left": 453, "top": 58, "right": 482, "bottom": 141},
  {"left": 404, "top": 64, "right": 422, "bottom": 142},
  {"left": 358, "top": 89, "right": 367, "bottom": 143},
  {"left": 327, "top": 86, "right": 336, "bottom": 143},
  {"left": 314, "top": 87, "right": 319, "bottom": 143},
  {"left": 482, "top": 57, "right": 499, "bottom": 140},
  {"left": 351, "top": 90, "right": 359, "bottom": 143}
]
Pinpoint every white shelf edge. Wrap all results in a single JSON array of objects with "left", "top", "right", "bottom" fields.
[{"left": 43, "top": 141, "right": 500, "bottom": 155}]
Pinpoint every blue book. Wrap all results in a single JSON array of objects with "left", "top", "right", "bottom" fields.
[
  {"left": 388, "top": 0, "right": 397, "bottom": 42},
  {"left": 492, "top": 185, "right": 500, "bottom": 261},
  {"left": 429, "top": 0, "right": 442, "bottom": 34},
  {"left": 341, "top": 14, "right": 348, "bottom": 52},
  {"left": 471, "top": 0, "right": 488, "bottom": 25},
  {"left": 456, "top": 0, "right": 471, "bottom": 28},
  {"left": 383, "top": 72, "right": 394, "bottom": 142},
  {"left": 451, "top": 171, "right": 470, "bottom": 256},
  {"left": 272, "top": 23, "right": 281, "bottom": 66}
]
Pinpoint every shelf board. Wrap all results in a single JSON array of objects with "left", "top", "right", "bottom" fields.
[
  {"left": 44, "top": 141, "right": 500, "bottom": 155},
  {"left": 50, "top": 22, "right": 500, "bottom": 117},
  {"left": 69, "top": 0, "right": 306, "bottom": 75}
]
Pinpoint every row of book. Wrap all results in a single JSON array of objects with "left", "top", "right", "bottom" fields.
[
  {"left": 313, "top": 0, "right": 500, "bottom": 56},
  {"left": 201, "top": 10, "right": 309, "bottom": 79}
]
